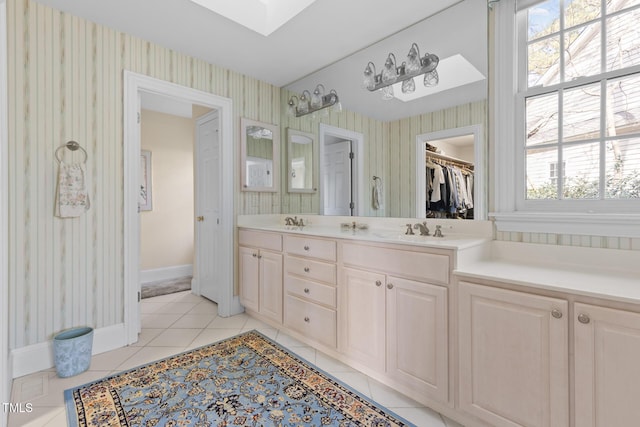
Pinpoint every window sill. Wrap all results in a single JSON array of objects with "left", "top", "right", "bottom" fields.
[{"left": 490, "top": 211, "right": 640, "bottom": 238}]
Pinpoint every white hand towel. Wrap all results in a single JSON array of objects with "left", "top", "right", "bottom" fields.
[
  {"left": 55, "top": 162, "right": 90, "bottom": 218},
  {"left": 372, "top": 178, "right": 384, "bottom": 210}
]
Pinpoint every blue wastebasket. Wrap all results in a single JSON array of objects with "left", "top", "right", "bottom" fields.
[{"left": 53, "top": 327, "right": 94, "bottom": 378}]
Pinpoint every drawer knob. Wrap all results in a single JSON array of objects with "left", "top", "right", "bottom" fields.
[
  {"left": 257, "top": 255, "right": 262, "bottom": 259},
  {"left": 578, "top": 313, "right": 591, "bottom": 324},
  {"left": 304, "top": 317, "right": 310, "bottom": 322},
  {"left": 252, "top": 253, "right": 257, "bottom": 258},
  {"left": 551, "top": 309, "right": 562, "bottom": 319},
  {"left": 387, "top": 283, "right": 394, "bottom": 290},
  {"left": 304, "top": 267, "right": 310, "bottom": 273},
  {"left": 304, "top": 288, "right": 310, "bottom": 293},
  {"left": 304, "top": 245, "right": 310, "bottom": 251},
  {"left": 375, "top": 280, "right": 382, "bottom": 287}
]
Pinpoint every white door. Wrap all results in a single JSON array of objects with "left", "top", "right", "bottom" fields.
[
  {"left": 195, "top": 110, "right": 221, "bottom": 303},
  {"left": 323, "top": 140, "right": 352, "bottom": 215}
]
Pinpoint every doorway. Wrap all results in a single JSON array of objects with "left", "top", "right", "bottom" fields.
[
  {"left": 415, "top": 124, "right": 485, "bottom": 220},
  {"left": 123, "top": 71, "right": 241, "bottom": 346},
  {"left": 318, "top": 124, "right": 364, "bottom": 216}
]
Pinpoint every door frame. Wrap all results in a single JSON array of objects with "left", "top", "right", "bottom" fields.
[
  {"left": 415, "top": 124, "right": 486, "bottom": 220},
  {"left": 124, "top": 71, "right": 239, "bottom": 345},
  {"left": 0, "top": 1, "right": 10, "bottom": 424},
  {"left": 318, "top": 123, "right": 364, "bottom": 216}
]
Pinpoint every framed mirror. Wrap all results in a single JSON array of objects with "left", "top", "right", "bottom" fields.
[
  {"left": 287, "top": 128, "right": 317, "bottom": 193},
  {"left": 240, "top": 118, "right": 280, "bottom": 192}
]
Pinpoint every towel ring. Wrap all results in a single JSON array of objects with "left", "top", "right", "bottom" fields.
[{"left": 55, "top": 141, "right": 87, "bottom": 164}]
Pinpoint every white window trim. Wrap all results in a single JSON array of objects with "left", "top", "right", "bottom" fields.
[{"left": 490, "top": 0, "right": 640, "bottom": 237}]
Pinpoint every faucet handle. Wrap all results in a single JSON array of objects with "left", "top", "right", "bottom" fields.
[
  {"left": 405, "top": 224, "right": 415, "bottom": 235},
  {"left": 298, "top": 218, "right": 305, "bottom": 227},
  {"left": 434, "top": 225, "right": 444, "bottom": 238}
]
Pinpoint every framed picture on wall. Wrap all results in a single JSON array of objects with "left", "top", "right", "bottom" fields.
[{"left": 140, "top": 150, "right": 152, "bottom": 211}]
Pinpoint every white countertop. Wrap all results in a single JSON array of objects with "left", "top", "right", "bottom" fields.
[
  {"left": 238, "top": 215, "right": 490, "bottom": 250},
  {"left": 455, "top": 241, "right": 640, "bottom": 305}
]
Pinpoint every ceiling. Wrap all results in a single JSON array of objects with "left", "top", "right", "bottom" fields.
[{"left": 35, "top": 0, "right": 488, "bottom": 121}]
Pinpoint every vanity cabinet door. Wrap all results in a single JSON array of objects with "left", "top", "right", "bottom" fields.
[
  {"left": 458, "top": 281, "right": 569, "bottom": 427},
  {"left": 239, "top": 246, "right": 283, "bottom": 324},
  {"left": 239, "top": 246, "right": 259, "bottom": 313},
  {"left": 574, "top": 303, "right": 640, "bottom": 427},
  {"left": 258, "top": 250, "right": 283, "bottom": 324},
  {"left": 386, "top": 276, "right": 448, "bottom": 404},
  {"left": 340, "top": 267, "right": 386, "bottom": 372}
]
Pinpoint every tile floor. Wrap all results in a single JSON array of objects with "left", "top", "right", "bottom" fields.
[{"left": 9, "top": 291, "right": 464, "bottom": 427}]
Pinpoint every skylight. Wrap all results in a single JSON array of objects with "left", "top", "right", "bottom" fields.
[
  {"left": 189, "top": 0, "right": 318, "bottom": 36},
  {"left": 393, "top": 54, "right": 485, "bottom": 102}
]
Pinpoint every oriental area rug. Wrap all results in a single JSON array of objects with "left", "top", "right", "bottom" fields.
[{"left": 65, "top": 330, "right": 414, "bottom": 426}]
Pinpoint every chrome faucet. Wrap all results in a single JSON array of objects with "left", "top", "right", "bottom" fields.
[
  {"left": 405, "top": 224, "right": 415, "bottom": 235},
  {"left": 413, "top": 221, "right": 430, "bottom": 236},
  {"left": 284, "top": 216, "right": 304, "bottom": 227}
]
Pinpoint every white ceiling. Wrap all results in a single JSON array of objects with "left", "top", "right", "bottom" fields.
[{"left": 35, "top": 0, "right": 488, "bottom": 122}]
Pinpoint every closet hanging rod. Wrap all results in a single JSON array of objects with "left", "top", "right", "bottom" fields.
[{"left": 426, "top": 151, "right": 473, "bottom": 167}]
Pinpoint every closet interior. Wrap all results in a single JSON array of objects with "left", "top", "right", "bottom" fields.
[{"left": 425, "top": 147, "right": 475, "bottom": 219}]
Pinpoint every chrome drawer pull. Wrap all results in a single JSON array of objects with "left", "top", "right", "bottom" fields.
[
  {"left": 387, "top": 283, "right": 394, "bottom": 289},
  {"left": 252, "top": 253, "right": 257, "bottom": 258},
  {"left": 304, "top": 317, "right": 310, "bottom": 322},
  {"left": 304, "top": 245, "right": 310, "bottom": 251},
  {"left": 304, "top": 267, "right": 310, "bottom": 273},
  {"left": 304, "top": 288, "right": 310, "bottom": 293},
  {"left": 375, "top": 280, "right": 382, "bottom": 287},
  {"left": 551, "top": 309, "right": 562, "bottom": 319}
]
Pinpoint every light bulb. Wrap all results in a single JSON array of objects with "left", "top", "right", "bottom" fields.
[
  {"left": 406, "top": 43, "right": 421, "bottom": 74},
  {"left": 381, "top": 85, "right": 394, "bottom": 100},
  {"left": 424, "top": 70, "right": 439, "bottom": 87},
  {"left": 310, "top": 84, "right": 324, "bottom": 110},
  {"left": 363, "top": 62, "right": 376, "bottom": 90},
  {"left": 401, "top": 78, "right": 416, "bottom": 94},
  {"left": 287, "top": 97, "right": 297, "bottom": 117},
  {"left": 381, "top": 53, "right": 397, "bottom": 84}
]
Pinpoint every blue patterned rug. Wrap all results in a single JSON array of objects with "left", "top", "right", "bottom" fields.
[{"left": 65, "top": 330, "right": 415, "bottom": 426}]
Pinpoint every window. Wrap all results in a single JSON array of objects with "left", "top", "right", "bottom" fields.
[{"left": 492, "top": 0, "right": 640, "bottom": 236}]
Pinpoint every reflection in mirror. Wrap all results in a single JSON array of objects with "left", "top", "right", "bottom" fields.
[
  {"left": 287, "top": 129, "right": 317, "bottom": 193},
  {"left": 416, "top": 124, "right": 485, "bottom": 221},
  {"left": 241, "top": 118, "right": 280, "bottom": 192},
  {"left": 282, "top": 0, "right": 487, "bottom": 218}
]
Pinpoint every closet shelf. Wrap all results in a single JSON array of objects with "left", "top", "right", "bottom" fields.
[{"left": 426, "top": 151, "right": 474, "bottom": 168}]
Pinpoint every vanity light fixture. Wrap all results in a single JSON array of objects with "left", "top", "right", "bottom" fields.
[
  {"left": 287, "top": 84, "right": 342, "bottom": 118},
  {"left": 363, "top": 43, "right": 439, "bottom": 100}
]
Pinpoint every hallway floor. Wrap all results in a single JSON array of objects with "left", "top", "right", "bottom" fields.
[{"left": 9, "top": 291, "right": 463, "bottom": 427}]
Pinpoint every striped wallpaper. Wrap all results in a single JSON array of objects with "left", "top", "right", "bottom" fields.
[{"left": 6, "top": 0, "right": 281, "bottom": 348}]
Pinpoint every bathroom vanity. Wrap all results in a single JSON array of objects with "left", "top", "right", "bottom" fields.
[{"left": 237, "top": 215, "right": 640, "bottom": 427}]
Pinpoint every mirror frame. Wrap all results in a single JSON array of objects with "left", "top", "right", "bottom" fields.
[
  {"left": 240, "top": 117, "right": 280, "bottom": 192},
  {"left": 287, "top": 128, "right": 317, "bottom": 194}
]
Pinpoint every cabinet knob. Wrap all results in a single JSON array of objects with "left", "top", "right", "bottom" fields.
[
  {"left": 304, "top": 317, "right": 310, "bottom": 322},
  {"left": 375, "top": 280, "right": 382, "bottom": 287},
  {"left": 252, "top": 253, "right": 257, "bottom": 258},
  {"left": 257, "top": 255, "right": 262, "bottom": 259},
  {"left": 304, "top": 245, "right": 310, "bottom": 251},
  {"left": 304, "top": 267, "right": 310, "bottom": 273},
  {"left": 196, "top": 216, "right": 204, "bottom": 222},
  {"left": 551, "top": 309, "right": 563, "bottom": 319},
  {"left": 578, "top": 313, "right": 591, "bottom": 324},
  {"left": 304, "top": 288, "right": 310, "bottom": 294},
  {"left": 387, "top": 283, "right": 394, "bottom": 290}
]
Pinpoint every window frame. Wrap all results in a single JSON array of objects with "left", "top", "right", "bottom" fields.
[{"left": 491, "top": 0, "right": 640, "bottom": 237}]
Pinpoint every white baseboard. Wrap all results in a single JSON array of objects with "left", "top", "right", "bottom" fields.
[
  {"left": 140, "top": 264, "right": 193, "bottom": 284},
  {"left": 11, "top": 323, "right": 128, "bottom": 378}
]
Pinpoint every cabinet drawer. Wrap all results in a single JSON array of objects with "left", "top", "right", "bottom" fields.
[
  {"left": 285, "top": 255, "right": 336, "bottom": 285},
  {"left": 285, "top": 275, "right": 336, "bottom": 308},
  {"left": 285, "top": 295, "right": 336, "bottom": 348},
  {"left": 239, "top": 229, "right": 282, "bottom": 252},
  {"left": 342, "top": 243, "right": 450, "bottom": 285},
  {"left": 284, "top": 235, "right": 336, "bottom": 261}
]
